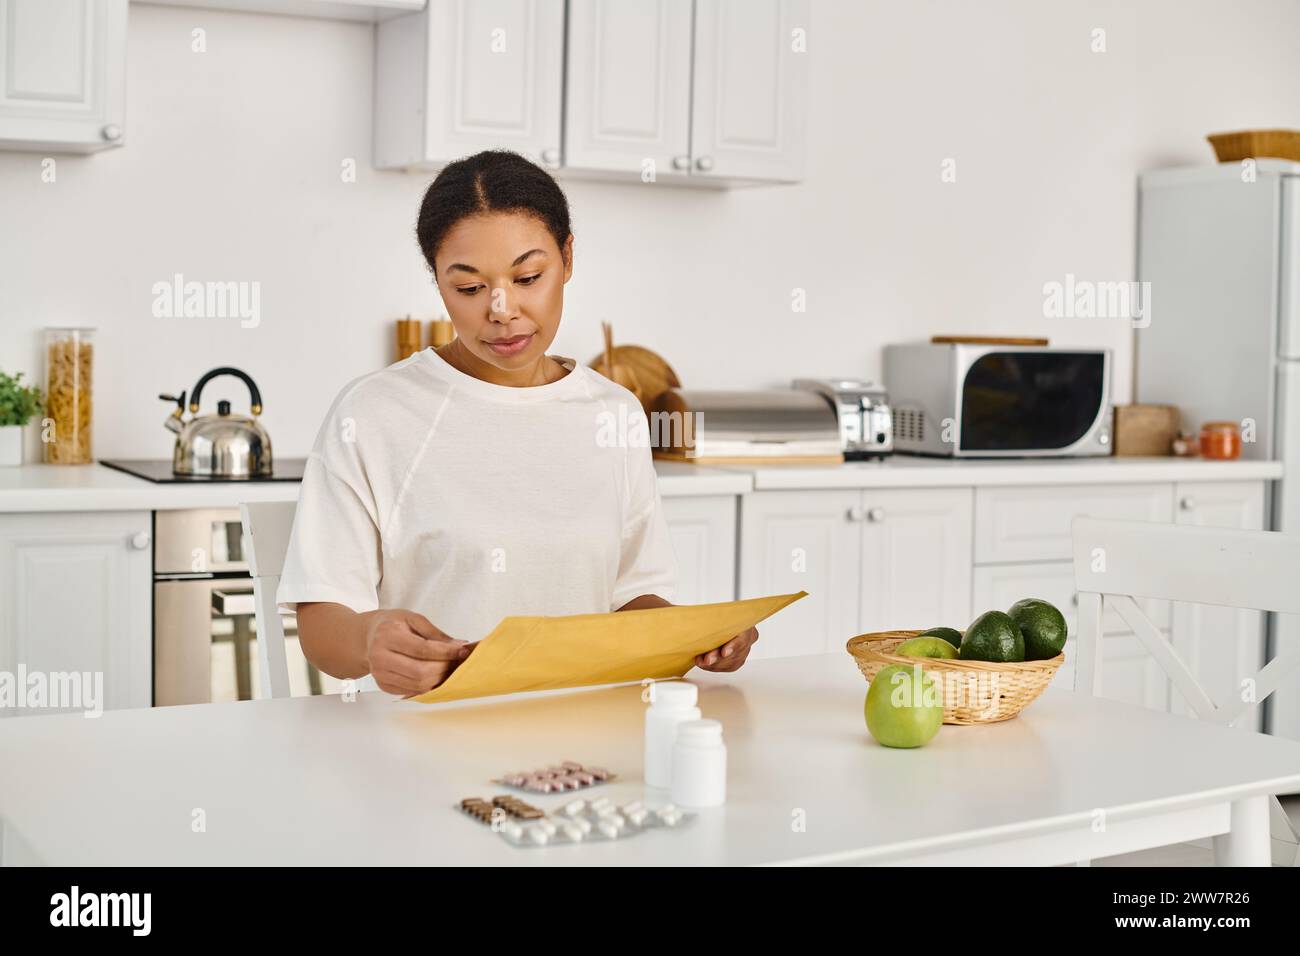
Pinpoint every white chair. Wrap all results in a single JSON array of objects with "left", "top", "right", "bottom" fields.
[
  {"left": 240, "top": 501, "right": 300, "bottom": 700},
  {"left": 1071, "top": 516, "right": 1300, "bottom": 866}
]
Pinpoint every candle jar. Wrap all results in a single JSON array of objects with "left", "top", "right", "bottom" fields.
[
  {"left": 1198, "top": 421, "right": 1241, "bottom": 460},
  {"left": 43, "top": 328, "right": 95, "bottom": 464}
]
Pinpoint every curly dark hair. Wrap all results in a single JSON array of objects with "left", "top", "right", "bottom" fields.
[{"left": 415, "top": 150, "right": 573, "bottom": 273}]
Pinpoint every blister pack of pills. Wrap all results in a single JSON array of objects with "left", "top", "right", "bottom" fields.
[
  {"left": 492, "top": 760, "right": 616, "bottom": 794},
  {"left": 493, "top": 796, "right": 692, "bottom": 848}
]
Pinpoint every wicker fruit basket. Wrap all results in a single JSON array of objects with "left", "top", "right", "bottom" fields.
[
  {"left": 1207, "top": 129, "right": 1300, "bottom": 163},
  {"left": 845, "top": 630, "right": 1064, "bottom": 725}
]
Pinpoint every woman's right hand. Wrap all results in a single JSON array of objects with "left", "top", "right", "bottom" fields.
[{"left": 363, "top": 609, "right": 470, "bottom": 697}]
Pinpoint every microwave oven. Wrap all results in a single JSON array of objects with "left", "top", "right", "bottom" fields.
[{"left": 883, "top": 343, "right": 1113, "bottom": 457}]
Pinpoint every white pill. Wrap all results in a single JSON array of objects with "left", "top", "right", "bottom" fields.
[
  {"left": 526, "top": 824, "right": 550, "bottom": 845},
  {"left": 659, "top": 809, "right": 683, "bottom": 827},
  {"left": 572, "top": 817, "right": 593, "bottom": 834},
  {"left": 563, "top": 799, "right": 587, "bottom": 817},
  {"left": 501, "top": 821, "right": 524, "bottom": 839},
  {"left": 560, "top": 821, "right": 585, "bottom": 842},
  {"left": 536, "top": 818, "right": 558, "bottom": 836},
  {"left": 621, "top": 800, "right": 645, "bottom": 815},
  {"left": 626, "top": 808, "right": 649, "bottom": 827},
  {"left": 597, "top": 820, "right": 621, "bottom": 839}
]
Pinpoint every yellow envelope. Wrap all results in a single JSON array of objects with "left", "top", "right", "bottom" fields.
[{"left": 412, "top": 591, "right": 807, "bottom": 704}]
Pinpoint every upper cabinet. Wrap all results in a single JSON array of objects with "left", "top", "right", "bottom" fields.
[
  {"left": 375, "top": 0, "right": 810, "bottom": 186},
  {"left": 0, "top": 0, "right": 127, "bottom": 153},
  {"left": 689, "top": 0, "right": 808, "bottom": 183},
  {"left": 563, "top": 0, "right": 693, "bottom": 181},
  {"left": 374, "top": 0, "right": 565, "bottom": 172}
]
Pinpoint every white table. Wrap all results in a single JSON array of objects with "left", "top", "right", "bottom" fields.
[{"left": 2, "top": 653, "right": 1298, "bottom": 866}]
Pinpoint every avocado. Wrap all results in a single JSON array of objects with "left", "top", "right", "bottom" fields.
[
  {"left": 1008, "top": 598, "right": 1068, "bottom": 660},
  {"left": 958, "top": 610, "right": 1025, "bottom": 663},
  {"left": 918, "top": 626, "right": 963, "bottom": 650}
]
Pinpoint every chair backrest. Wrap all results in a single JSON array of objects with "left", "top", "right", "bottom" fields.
[
  {"left": 240, "top": 501, "right": 299, "bottom": 700},
  {"left": 1070, "top": 516, "right": 1300, "bottom": 727}
]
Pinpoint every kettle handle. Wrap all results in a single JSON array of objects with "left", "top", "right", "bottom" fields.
[{"left": 189, "top": 367, "right": 263, "bottom": 415}]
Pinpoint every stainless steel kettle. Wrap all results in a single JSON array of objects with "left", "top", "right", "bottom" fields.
[{"left": 160, "top": 367, "right": 272, "bottom": 477}]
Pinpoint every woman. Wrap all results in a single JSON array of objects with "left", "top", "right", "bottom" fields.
[{"left": 277, "top": 150, "right": 759, "bottom": 697}]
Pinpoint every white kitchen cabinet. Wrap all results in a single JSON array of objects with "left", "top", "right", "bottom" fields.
[
  {"left": 373, "top": 0, "right": 565, "bottom": 171},
  {"left": 974, "top": 483, "right": 1174, "bottom": 564},
  {"left": 0, "top": 0, "right": 127, "bottom": 153},
  {"left": 661, "top": 494, "right": 736, "bottom": 605},
  {"left": 134, "top": 0, "right": 423, "bottom": 22},
  {"left": 690, "top": 0, "right": 809, "bottom": 183},
  {"left": 739, "top": 487, "right": 972, "bottom": 659},
  {"left": 0, "top": 511, "right": 152, "bottom": 716},
  {"left": 858, "top": 487, "right": 972, "bottom": 634},
  {"left": 1170, "top": 481, "right": 1268, "bottom": 729},
  {"left": 563, "top": 0, "right": 693, "bottom": 180},
  {"left": 378, "top": 0, "right": 810, "bottom": 185},
  {"left": 739, "top": 490, "right": 861, "bottom": 659}
]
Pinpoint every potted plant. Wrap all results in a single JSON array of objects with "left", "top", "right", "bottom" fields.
[{"left": 0, "top": 370, "right": 44, "bottom": 466}]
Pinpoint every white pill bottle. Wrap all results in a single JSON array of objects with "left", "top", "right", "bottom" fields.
[
  {"left": 643, "top": 680, "right": 700, "bottom": 789},
  {"left": 670, "top": 719, "right": 727, "bottom": 808}
]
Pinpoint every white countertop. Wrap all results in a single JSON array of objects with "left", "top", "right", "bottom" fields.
[
  {"left": 0, "top": 455, "right": 1281, "bottom": 512},
  {"left": 717, "top": 455, "right": 1284, "bottom": 491},
  {"left": 0, "top": 459, "right": 753, "bottom": 513},
  {"left": 2, "top": 653, "right": 1297, "bottom": 865}
]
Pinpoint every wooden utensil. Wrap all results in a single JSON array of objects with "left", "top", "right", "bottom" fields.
[{"left": 591, "top": 322, "right": 644, "bottom": 405}]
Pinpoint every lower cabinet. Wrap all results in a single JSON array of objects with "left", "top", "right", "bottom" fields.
[
  {"left": 0, "top": 511, "right": 152, "bottom": 716},
  {"left": 661, "top": 495, "right": 737, "bottom": 606},
  {"left": 737, "top": 489, "right": 861, "bottom": 659},
  {"left": 738, "top": 487, "right": 973, "bottom": 659},
  {"left": 735, "top": 477, "right": 1270, "bottom": 729}
]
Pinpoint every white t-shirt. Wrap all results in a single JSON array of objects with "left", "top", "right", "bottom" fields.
[{"left": 276, "top": 348, "right": 678, "bottom": 644}]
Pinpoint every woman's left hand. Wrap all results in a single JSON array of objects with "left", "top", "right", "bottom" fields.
[{"left": 694, "top": 626, "right": 759, "bottom": 672}]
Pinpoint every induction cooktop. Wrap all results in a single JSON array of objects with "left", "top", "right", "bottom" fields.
[{"left": 99, "top": 458, "right": 306, "bottom": 483}]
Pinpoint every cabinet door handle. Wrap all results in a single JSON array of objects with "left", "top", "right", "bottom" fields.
[
  {"left": 130, "top": 531, "right": 151, "bottom": 550},
  {"left": 101, "top": 124, "right": 122, "bottom": 142},
  {"left": 1179, "top": 496, "right": 1196, "bottom": 511},
  {"left": 1071, "top": 592, "right": 1080, "bottom": 607},
  {"left": 671, "top": 155, "right": 690, "bottom": 171},
  {"left": 866, "top": 507, "right": 886, "bottom": 522},
  {"left": 694, "top": 155, "right": 714, "bottom": 172},
  {"left": 846, "top": 506, "right": 865, "bottom": 522},
  {"left": 541, "top": 148, "right": 560, "bottom": 166}
]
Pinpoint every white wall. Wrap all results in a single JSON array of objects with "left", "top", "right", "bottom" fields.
[{"left": 2, "top": 0, "right": 1299, "bottom": 459}]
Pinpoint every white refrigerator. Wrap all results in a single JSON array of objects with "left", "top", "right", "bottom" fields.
[{"left": 1138, "top": 158, "right": 1300, "bottom": 741}]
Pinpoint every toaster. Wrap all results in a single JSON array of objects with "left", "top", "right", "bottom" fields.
[{"left": 792, "top": 379, "right": 893, "bottom": 458}]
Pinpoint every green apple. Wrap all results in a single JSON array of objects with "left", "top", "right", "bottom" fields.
[
  {"left": 864, "top": 663, "right": 943, "bottom": 749},
  {"left": 895, "top": 636, "right": 959, "bottom": 660}
]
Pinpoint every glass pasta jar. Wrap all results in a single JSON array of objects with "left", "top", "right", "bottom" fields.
[{"left": 43, "top": 327, "right": 96, "bottom": 464}]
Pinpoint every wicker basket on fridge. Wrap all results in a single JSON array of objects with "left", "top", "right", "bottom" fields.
[
  {"left": 1206, "top": 129, "right": 1300, "bottom": 163},
  {"left": 845, "top": 630, "right": 1065, "bottom": 725}
]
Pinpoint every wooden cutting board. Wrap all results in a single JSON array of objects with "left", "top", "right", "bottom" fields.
[
  {"left": 589, "top": 344, "right": 681, "bottom": 416},
  {"left": 930, "top": 335, "right": 1049, "bottom": 346}
]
